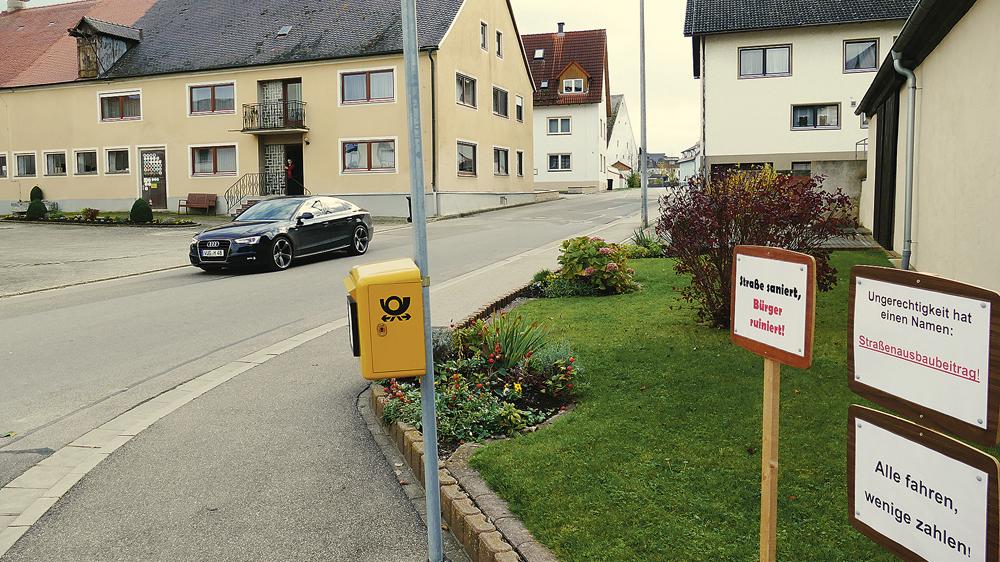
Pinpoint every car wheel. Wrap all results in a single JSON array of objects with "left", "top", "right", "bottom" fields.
[
  {"left": 268, "top": 236, "right": 294, "bottom": 271},
  {"left": 349, "top": 225, "right": 370, "bottom": 256}
]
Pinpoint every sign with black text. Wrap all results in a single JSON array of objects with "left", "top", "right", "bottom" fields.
[{"left": 849, "top": 406, "right": 999, "bottom": 561}]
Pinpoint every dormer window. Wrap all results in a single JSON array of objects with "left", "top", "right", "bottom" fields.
[
  {"left": 540, "top": 80, "right": 549, "bottom": 89},
  {"left": 69, "top": 16, "right": 142, "bottom": 80},
  {"left": 534, "top": 49, "right": 544, "bottom": 60},
  {"left": 562, "top": 79, "right": 584, "bottom": 94}
]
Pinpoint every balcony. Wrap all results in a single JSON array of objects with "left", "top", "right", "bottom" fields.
[{"left": 241, "top": 101, "right": 308, "bottom": 134}]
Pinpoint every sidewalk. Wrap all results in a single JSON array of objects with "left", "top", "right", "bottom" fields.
[{"left": 1, "top": 213, "right": 641, "bottom": 560}]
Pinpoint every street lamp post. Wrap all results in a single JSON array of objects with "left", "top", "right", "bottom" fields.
[{"left": 639, "top": 0, "right": 649, "bottom": 228}]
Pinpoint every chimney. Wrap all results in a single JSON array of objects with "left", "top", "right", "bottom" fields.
[
  {"left": 6, "top": 0, "right": 28, "bottom": 12},
  {"left": 557, "top": 22, "right": 565, "bottom": 35}
]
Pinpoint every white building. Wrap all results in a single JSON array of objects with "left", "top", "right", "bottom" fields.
[
  {"left": 856, "top": 0, "right": 999, "bottom": 289},
  {"left": 606, "top": 95, "right": 638, "bottom": 189},
  {"left": 522, "top": 24, "right": 616, "bottom": 193},
  {"left": 684, "top": 0, "right": 918, "bottom": 200},
  {"left": 677, "top": 142, "right": 701, "bottom": 182}
]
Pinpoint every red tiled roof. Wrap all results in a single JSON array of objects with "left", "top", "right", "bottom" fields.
[
  {"left": 521, "top": 29, "right": 608, "bottom": 108},
  {"left": 0, "top": 0, "right": 156, "bottom": 88}
]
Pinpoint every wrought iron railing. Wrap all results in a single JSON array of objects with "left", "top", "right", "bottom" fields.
[
  {"left": 242, "top": 100, "right": 307, "bottom": 132},
  {"left": 224, "top": 172, "right": 309, "bottom": 214}
]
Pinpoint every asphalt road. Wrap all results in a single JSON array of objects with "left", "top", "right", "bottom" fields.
[{"left": 0, "top": 190, "right": 648, "bottom": 559}]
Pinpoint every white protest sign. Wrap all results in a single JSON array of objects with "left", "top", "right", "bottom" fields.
[
  {"left": 851, "top": 267, "right": 998, "bottom": 443},
  {"left": 851, "top": 407, "right": 998, "bottom": 562}
]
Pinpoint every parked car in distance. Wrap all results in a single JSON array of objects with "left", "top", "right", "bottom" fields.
[{"left": 189, "top": 196, "right": 373, "bottom": 272}]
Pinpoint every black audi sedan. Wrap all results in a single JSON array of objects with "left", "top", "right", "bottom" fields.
[{"left": 189, "top": 196, "right": 373, "bottom": 272}]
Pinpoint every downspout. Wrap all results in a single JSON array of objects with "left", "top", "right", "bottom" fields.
[
  {"left": 891, "top": 51, "right": 916, "bottom": 270},
  {"left": 428, "top": 48, "right": 440, "bottom": 215}
]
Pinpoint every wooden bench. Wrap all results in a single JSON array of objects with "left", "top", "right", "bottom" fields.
[{"left": 178, "top": 193, "right": 217, "bottom": 215}]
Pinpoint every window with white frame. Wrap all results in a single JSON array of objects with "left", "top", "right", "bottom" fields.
[
  {"left": 342, "top": 140, "right": 396, "bottom": 172},
  {"left": 0, "top": 154, "right": 6, "bottom": 178},
  {"left": 791, "top": 104, "right": 840, "bottom": 129},
  {"left": 547, "top": 117, "right": 571, "bottom": 135},
  {"left": 739, "top": 45, "right": 791, "bottom": 78},
  {"left": 480, "top": 22, "right": 488, "bottom": 50},
  {"left": 190, "top": 83, "right": 235, "bottom": 114},
  {"left": 516, "top": 150, "right": 524, "bottom": 177},
  {"left": 562, "top": 79, "right": 584, "bottom": 94},
  {"left": 515, "top": 95, "right": 523, "bottom": 122},
  {"left": 106, "top": 149, "right": 129, "bottom": 174},
  {"left": 342, "top": 70, "right": 394, "bottom": 103},
  {"left": 533, "top": 49, "right": 544, "bottom": 60},
  {"left": 192, "top": 145, "right": 237, "bottom": 176},
  {"left": 100, "top": 91, "right": 141, "bottom": 121},
  {"left": 492, "top": 87, "right": 508, "bottom": 118},
  {"left": 456, "top": 73, "right": 476, "bottom": 107},
  {"left": 75, "top": 150, "right": 98, "bottom": 175},
  {"left": 496, "top": 30, "right": 503, "bottom": 58},
  {"left": 548, "top": 154, "right": 571, "bottom": 172},
  {"left": 457, "top": 142, "right": 476, "bottom": 176},
  {"left": 15, "top": 153, "right": 36, "bottom": 177},
  {"left": 493, "top": 147, "right": 509, "bottom": 176},
  {"left": 44, "top": 152, "right": 67, "bottom": 176},
  {"left": 845, "top": 39, "right": 878, "bottom": 72}
]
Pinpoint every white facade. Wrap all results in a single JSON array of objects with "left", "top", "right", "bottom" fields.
[
  {"left": 698, "top": 21, "right": 905, "bottom": 197},
  {"left": 606, "top": 96, "right": 638, "bottom": 188},
  {"left": 532, "top": 97, "right": 610, "bottom": 193}
]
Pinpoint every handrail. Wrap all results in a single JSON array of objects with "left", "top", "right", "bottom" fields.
[
  {"left": 242, "top": 100, "right": 307, "bottom": 132},
  {"left": 224, "top": 172, "right": 310, "bottom": 213},
  {"left": 855, "top": 137, "right": 869, "bottom": 160}
]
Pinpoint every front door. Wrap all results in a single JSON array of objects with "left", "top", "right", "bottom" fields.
[
  {"left": 140, "top": 149, "right": 167, "bottom": 210},
  {"left": 873, "top": 91, "right": 900, "bottom": 250},
  {"left": 285, "top": 143, "right": 304, "bottom": 195}
]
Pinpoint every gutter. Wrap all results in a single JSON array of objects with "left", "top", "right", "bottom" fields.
[{"left": 891, "top": 51, "right": 917, "bottom": 271}]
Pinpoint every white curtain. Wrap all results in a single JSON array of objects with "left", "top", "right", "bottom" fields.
[
  {"left": 765, "top": 47, "right": 789, "bottom": 75},
  {"left": 193, "top": 149, "right": 213, "bottom": 174},
  {"left": 370, "top": 71, "right": 393, "bottom": 100},
  {"left": 740, "top": 49, "right": 764, "bottom": 76},
  {"left": 373, "top": 141, "right": 395, "bottom": 169},
  {"left": 215, "top": 85, "right": 236, "bottom": 111},
  {"left": 343, "top": 74, "right": 367, "bottom": 102},
  {"left": 846, "top": 42, "right": 877, "bottom": 70},
  {"left": 217, "top": 147, "right": 237, "bottom": 173},
  {"left": 344, "top": 143, "right": 367, "bottom": 170},
  {"left": 816, "top": 105, "right": 838, "bottom": 127}
]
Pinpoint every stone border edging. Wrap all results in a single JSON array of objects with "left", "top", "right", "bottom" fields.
[{"left": 0, "top": 218, "right": 200, "bottom": 228}]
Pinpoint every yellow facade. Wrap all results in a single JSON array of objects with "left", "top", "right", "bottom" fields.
[{"left": 0, "top": 0, "right": 534, "bottom": 213}]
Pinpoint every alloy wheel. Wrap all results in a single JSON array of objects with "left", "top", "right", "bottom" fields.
[
  {"left": 272, "top": 238, "right": 293, "bottom": 269},
  {"left": 354, "top": 226, "right": 369, "bottom": 254}
]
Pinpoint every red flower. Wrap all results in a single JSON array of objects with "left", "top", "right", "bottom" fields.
[
  {"left": 476, "top": 383, "right": 483, "bottom": 389},
  {"left": 569, "top": 357, "right": 575, "bottom": 363},
  {"left": 488, "top": 358, "right": 494, "bottom": 364},
  {"left": 567, "top": 384, "right": 574, "bottom": 389},
  {"left": 525, "top": 351, "right": 533, "bottom": 359}
]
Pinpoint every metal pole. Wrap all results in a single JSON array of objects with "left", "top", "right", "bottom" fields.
[
  {"left": 400, "top": 0, "right": 444, "bottom": 560},
  {"left": 639, "top": 0, "right": 649, "bottom": 228}
]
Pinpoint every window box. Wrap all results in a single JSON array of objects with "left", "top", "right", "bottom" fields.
[
  {"left": 458, "top": 142, "right": 477, "bottom": 176},
  {"left": 106, "top": 149, "right": 130, "bottom": 174},
  {"left": 192, "top": 145, "right": 237, "bottom": 176},
  {"left": 341, "top": 70, "right": 395, "bottom": 104},
  {"left": 547, "top": 117, "right": 571, "bottom": 135},
  {"left": 492, "top": 86, "right": 509, "bottom": 118},
  {"left": 791, "top": 104, "right": 840, "bottom": 130},
  {"left": 74, "top": 150, "right": 98, "bottom": 175},
  {"left": 493, "top": 147, "right": 509, "bottom": 176},
  {"left": 14, "top": 153, "right": 36, "bottom": 178},
  {"left": 844, "top": 39, "right": 878, "bottom": 73},
  {"left": 456, "top": 73, "right": 477, "bottom": 108},
  {"left": 548, "top": 153, "right": 572, "bottom": 172},
  {"left": 100, "top": 91, "right": 141, "bottom": 121},
  {"left": 190, "top": 83, "right": 236, "bottom": 114},
  {"left": 342, "top": 140, "right": 396, "bottom": 173},
  {"left": 739, "top": 45, "right": 791, "bottom": 78}
]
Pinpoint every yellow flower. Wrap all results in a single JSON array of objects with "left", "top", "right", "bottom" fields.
[{"left": 514, "top": 383, "right": 522, "bottom": 393}]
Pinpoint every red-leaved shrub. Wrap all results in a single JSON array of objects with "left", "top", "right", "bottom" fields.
[{"left": 656, "top": 168, "right": 857, "bottom": 328}]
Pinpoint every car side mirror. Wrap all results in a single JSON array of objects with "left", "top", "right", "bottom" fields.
[{"left": 297, "top": 212, "right": 314, "bottom": 224}]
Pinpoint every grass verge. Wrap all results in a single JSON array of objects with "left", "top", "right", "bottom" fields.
[{"left": 471, "top": 250, "right": 897, "bottom": 561}]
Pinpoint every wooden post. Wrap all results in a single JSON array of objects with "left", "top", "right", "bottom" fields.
[{"left": 760, "top": 358, "right": 781, "bottom": 562}]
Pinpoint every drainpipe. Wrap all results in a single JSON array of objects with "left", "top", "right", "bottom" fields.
[
  {"left": 892, "top": 51, "right": 916, "bottom": 270},
  {"left": 428, "top": 49, "right": 439, "bottom": 209}
]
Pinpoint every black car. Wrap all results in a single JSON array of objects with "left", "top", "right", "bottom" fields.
[{"left": 189, "top": 196, "right": 373, "bottom": 272}]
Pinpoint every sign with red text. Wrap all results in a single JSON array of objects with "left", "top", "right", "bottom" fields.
[
  {"left": 731, "top": 246, "right": 816, "bottom": 369},
  {"left": 849, "top": 406, "right": 999, "bottom": 562},
  {"left": 850, "top": 266, "right": 1000, "bottom": 445}
]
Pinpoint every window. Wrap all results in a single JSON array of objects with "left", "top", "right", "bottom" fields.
[
  {"left": 515, "top": 95, "right": 523, "bottom": 122},
  {"left": 43, "top": 152, "right": 66, "bottom": 176},
  {"left": 533, "top": 49, "right": 544, "bottom": 59},
  {"left": 457, "top": 142, "right": 477, "bottom": 176},
  {"left": 792, "top": 104, "right": 840, "bottom": 129},
  {"left": 861, "top": 113, "right": 870, "bottom": 129},
  {"left": 480, "top": 22, "right": 488, "bottom": 50},
  {"left": 492, "top": 87, "right": 508, "bottom": 118},
  {"left": 0, "top": 154, "right": 6, "bottom": 178},
  {"left": 106, "top": 149, "right": 129, "bottom": 174},
  {"left": 192, "top": 146, "right": 237, "bottom": 176},
  {"left": 516, "top": 150, "right": 524, "bottom": 177},
  {"left": 540, "top": 80, "right": 549, "bottom": 89},
  {"left": 100, "top": 92, "right": 141, "bottom": 121},
  {"left": 190, "top": 83, "right": 235, "bottom": 114},
  {"left": 562, "top": 79, "right": 584, "bottom": 93},
  {"left": 75, "top": 150, "right": 98, "bottom": 175},
  {"left": 845, "top": 39, "right": 878, "bottom": 72},
  {"left": 15, "top": 153, "right": 36, "bottom": 177},
  {"left": 791, "top": 162, "right": 811, "bottom": 176},
  {"left": 739, "top": 45, "right": 790, "bottom": 78},
  {"left": 341, "top": 70, "right": 394, "bottom": 103},
  {"left": 496, "top": 30, "right": 503, "bottom": 58},
  {"left": 456, "top": 74, "right": 476, "bottom": 107},
  {"left": 548, "top": 153, "right": 572, "bottom": 172},
  {"left": 342, "top": 140, "right": 396, "bottom": 172},
  {"left": 493, "top": 147, "right": 509, "bottom": 176},
  {"left": 547, "top": 117, "right": 571, "bottom": 135}
]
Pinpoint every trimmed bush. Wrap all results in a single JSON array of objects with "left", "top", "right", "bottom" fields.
[
  {"left": 29, "top": 186, "right": 44, "bottom": 202},
  {"left": 129, "top": 198, "right": 154, "bottom": 223},
  {"left": 26, "top": 199, "right": 47, "bottom": 220}
]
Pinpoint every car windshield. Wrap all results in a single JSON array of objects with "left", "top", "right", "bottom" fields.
[{"left": 235, "top": 199, "right": 303, "bottom": 221}]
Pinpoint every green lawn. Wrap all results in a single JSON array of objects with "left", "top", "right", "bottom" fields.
[{"left": 471, "top": 251, "right": 898, "bottom": 561}]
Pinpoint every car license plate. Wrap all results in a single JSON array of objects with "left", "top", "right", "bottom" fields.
[{"left": 201, "top": 249, "right": 225, "bottom": 257}]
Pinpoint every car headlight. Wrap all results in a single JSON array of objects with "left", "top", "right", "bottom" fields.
[
  {"left": 190, "top": 237, "right": 199, "bottom": 245},
  {"left": 234, "top": 236, "right": 261, "bottom": 245}
]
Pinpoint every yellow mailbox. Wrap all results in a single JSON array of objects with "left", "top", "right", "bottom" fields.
[{"left": 344, "top": 258, "right": 426, "bottom": 380}]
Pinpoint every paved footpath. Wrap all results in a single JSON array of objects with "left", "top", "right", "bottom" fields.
[{"left": 0, "top": 192, "right": 647, "bottom": 560}]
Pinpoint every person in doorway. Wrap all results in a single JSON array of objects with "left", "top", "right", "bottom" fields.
[{"left": 284, "top": 159, "right": 294, "bottom": 181}]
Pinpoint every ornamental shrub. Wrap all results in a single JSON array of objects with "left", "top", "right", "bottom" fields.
[
  {"left": 80, "top": 208, "right": 100, "bottom": 222},
  {"left": 129, "top": 198, "right": 153, "bottom": 223},
  {"left": 556, "top": 236, "right": 639, "bottom": 295},
  {"left": 626, "top": 172, "right": 640, "bottom": 189},
  {"left": 656, "top": 166, "right": 857, "bottom": 328},
  {"left": 25, "top": 199, "right": 47, "bottom": 220},
  {"left": 29, "top": 186, "right": 44, "bottom": 202}
]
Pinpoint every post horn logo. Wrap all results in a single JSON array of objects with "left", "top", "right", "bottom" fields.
[{"left": 379, "top": 296, "right": 412, "bottom": 322}]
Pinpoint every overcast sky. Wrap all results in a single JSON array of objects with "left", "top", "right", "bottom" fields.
[{"left": 28, "top": 0, "right": 698, "bottom": 155}]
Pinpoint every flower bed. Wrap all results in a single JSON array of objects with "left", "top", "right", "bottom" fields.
[{"left": 3, "top": 215, "right": 196, "bottom": 226}]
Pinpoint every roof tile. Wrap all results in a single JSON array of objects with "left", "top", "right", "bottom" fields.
[
  {"left": 684, "top": 0, "right": 918, "bottom": 36},
  {"left": 521, "top": 29, "right": 607, "bottom": 107}
]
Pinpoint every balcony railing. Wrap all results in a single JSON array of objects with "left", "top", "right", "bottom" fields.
[{"left": 242, "top": 101, "right": 307, "bottom": 133}]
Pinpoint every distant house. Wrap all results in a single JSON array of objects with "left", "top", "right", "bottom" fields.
[
  {"left": 606, "top": 95, "right": 638, "bottom": 189},
  {"left": 856, "top": 0, "right": 998, "bottom": 290},
  {"left": 0, "top": 0, "right": 537, "bottom": 217},
  {"left": 684, "top": 0, "right": 917, "bottom": 201},
  {"left": 677, "top": 142, "right": 701, "bottom": 181},
  {"left": 523, "top": 24, "right": 622, "bottom": 193},
  {"left": 643, "top": 153, "right": 678, "bottom": 186}
]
